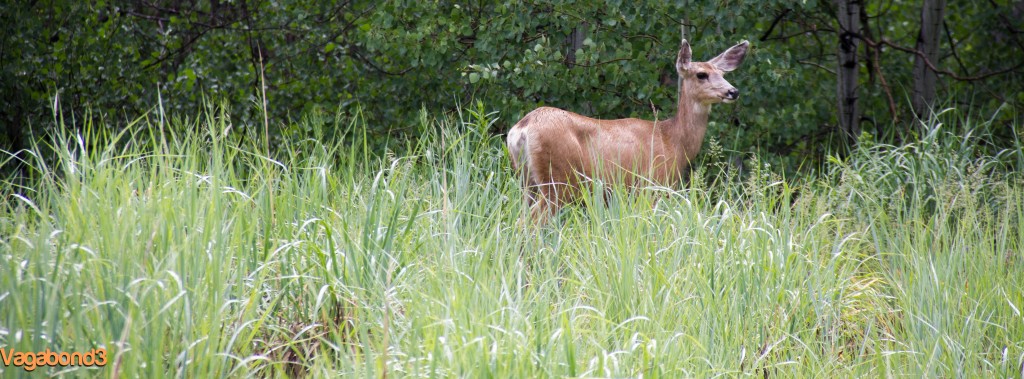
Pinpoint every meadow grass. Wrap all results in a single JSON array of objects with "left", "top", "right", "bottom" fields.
[{"left": 1, "top": 104, "right": 1022, "bottom": 378}]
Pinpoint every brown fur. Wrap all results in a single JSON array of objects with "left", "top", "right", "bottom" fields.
[{"left": 507, "top": 39, "right": 749, "bottom": 225}]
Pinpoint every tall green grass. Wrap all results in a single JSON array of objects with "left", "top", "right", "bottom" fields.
[{"left": 1, "top": 103, "right": 1022, "bottom": 377}]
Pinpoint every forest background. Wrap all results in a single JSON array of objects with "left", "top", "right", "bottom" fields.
[{"left": 3, "top": 0, "right": 1022, "bottom": 174}]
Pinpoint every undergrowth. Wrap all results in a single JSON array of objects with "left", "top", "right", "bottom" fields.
[{"left": 1, "top": 103, "right": 1022, "bottom": 377}]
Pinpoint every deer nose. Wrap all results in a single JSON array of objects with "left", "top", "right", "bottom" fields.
[{"left": 726, "top": 89, "right": 740, "bottom": 100}]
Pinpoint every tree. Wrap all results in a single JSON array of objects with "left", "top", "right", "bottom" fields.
[
  {"left": 911, "top": 0, "right": 947, "bottom": 119},
  {"left": 835, "top": 0, "right": 862, "bottom": 143}
]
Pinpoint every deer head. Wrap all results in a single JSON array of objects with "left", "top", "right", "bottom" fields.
[{"left": 675, "top": 39, "right": 749, "bottom": 105}]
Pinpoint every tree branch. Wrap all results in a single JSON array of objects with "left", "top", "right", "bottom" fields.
[
  {"left": 859, "top": 35, "right": 1024, "bottom": 81},
  {"left": 566, "top": 56, "right": 633, "bottom": 68},
  {"left": 350, "top": 48, "right": 414, "bottom": 76},
  {"left": 869, "top": 41, "right": 899, "bottom": 124},
  {"left": 942, "top": 20, "right": 970, "bottom": 75},
  {"left": 759, "top": 9, "right": 791, "bottom": 41},
  {"left": 798, "top": 59, "right": 835, "bottom": 75}
]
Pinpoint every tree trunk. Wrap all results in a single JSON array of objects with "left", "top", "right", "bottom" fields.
[
  {"left": 565, "top": 22, "right": 589, "bottom": 67},
  {"left": 912, "top": 0, "right": 947, "bottom": 119},
  {"left": 835, "top": 0, "right": 861, "bottom": 143}
]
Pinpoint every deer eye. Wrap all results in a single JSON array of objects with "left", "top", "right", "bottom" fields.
[{"left": 696, "top": 72, "right": 709, "bottom": 80}]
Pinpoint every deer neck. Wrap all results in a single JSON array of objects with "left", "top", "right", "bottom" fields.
[{"left": 663, "top": 88, "right": 711, "bottom": 161}]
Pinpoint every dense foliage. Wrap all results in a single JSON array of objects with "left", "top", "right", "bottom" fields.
[{"left": 2, "top": 0, "right": 1023, "bottom": 172}]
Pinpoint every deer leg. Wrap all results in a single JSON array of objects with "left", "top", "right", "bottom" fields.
[
  {"left": 516, "top": 179, "right": 544, "bottom": 228},
  {"left": 528, "top": 201, "right": 552, "bottom": 226},
  {"left": 528, "top": 184, "right": 555, "bottom": 226},
  {"left": 523, "top": 180, "right": 539, "bottom": 208},
  {"left": 530, "top": 180, "right": 574, "bottom": 226}
]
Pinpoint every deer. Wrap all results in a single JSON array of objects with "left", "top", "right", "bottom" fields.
[{"left": 506, "top": 38, "right": 749, "bottom": 225}]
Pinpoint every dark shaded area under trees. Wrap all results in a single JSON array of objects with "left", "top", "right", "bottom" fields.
[{"left": 2, "top": 0, "right": 1022, "bottom": 175}]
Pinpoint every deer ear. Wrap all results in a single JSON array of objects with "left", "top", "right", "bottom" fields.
[
  {"left": 676, "top": 39, "right": 692, "bottom": 73},
  {"left": 708, "top": 40, "right": 749, "bottom": 72}
]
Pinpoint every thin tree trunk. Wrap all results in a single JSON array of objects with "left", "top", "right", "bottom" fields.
[
  {"left": 835, "top": 0, "right": 861, "bottom": 143},
  {"left": 912, "top": 0, "right": 947, "bottom": 119},
  {"left": 565, "top": 22, "right": 588, "bottom": 67},
  {"left": 565, "top": 22, "right": 590, "bottom": 112}
]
